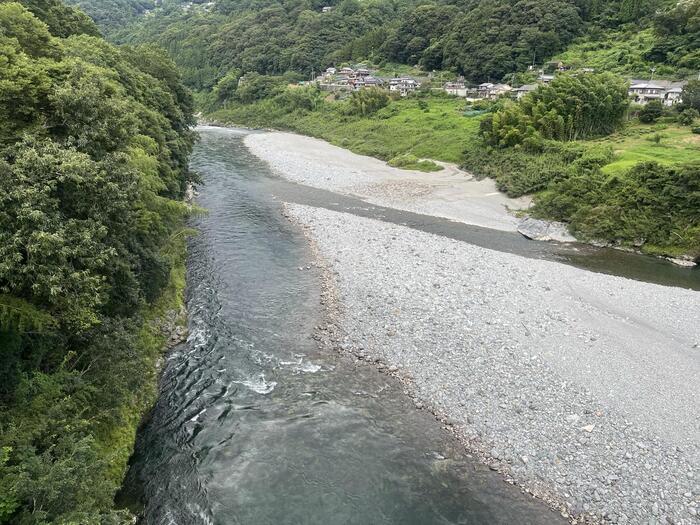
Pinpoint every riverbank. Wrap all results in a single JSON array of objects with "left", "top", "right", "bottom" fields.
[
  {"left": 109, "top": 235, "right": 188, "bottom": 484},
  {"left": 207, "top": 90, "right": 700, "bottom": 261},
  {"left": 245, "top": 131, "right": 532, "bottom": 232},
  {"left": 284, "top": 202, "right": 699, "bottom": 524}
]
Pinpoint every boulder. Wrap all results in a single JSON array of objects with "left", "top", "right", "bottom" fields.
[{"left": 517, "top": 217, "right": 576, "bottom": 242}]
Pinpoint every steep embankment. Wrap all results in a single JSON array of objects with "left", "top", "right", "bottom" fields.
[{"left": 0, "top": 1, "right": 195, "bottom": 522}]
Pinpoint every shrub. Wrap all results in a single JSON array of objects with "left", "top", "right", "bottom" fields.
[
  {"left": 680, "top": 80, "right": 700, "bottom": 111},
  {"left": 534, "top": 161, "right": 700, "bottom": 257},
  {"left": 678, "top": 108, "right": 699, "bottom": 126},
  {"left": 638, "top": 100, "right": 664, "bottom": 123},
  {"left": 274, "top": 86, "right": 323, "bottom": 112},
  {"left": 388, "top": 154, "right": 442, "bottom": 172}
]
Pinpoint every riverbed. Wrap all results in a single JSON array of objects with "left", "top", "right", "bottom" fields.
[
  {"left": 119, "top": 126, "right": 566, "bottom": 524},
  {"left": 243, "top": 128, "right": 699, "bottom": 524}
]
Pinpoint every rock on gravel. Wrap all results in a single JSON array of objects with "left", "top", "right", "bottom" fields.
[
  {"left": 285, "top": 203, "right": 700, "bottom": 525},
  {"left": 517, "top": 217, "right": 576, "bottom": 242}
]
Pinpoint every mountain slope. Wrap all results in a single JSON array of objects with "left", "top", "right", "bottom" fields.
[{"left": 70, "top": 0, "right": 698, "bottom": 91}]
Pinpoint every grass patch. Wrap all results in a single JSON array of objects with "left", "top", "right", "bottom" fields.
[
  {"left": 387, "top": 154, "right": 443, "bottom": 171},
  {"left": 596, "top": 122, "right": 700, "bottom": 174},
  {"left": 208, "top": 97, "right": 481, "bottom": 165}
]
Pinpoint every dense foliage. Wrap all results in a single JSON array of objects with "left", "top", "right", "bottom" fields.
[
  {"left": 100, "top": 0, "right": 421, "bottom": 90},
  {"left": 0, "top": 1, "right": 195, "bottom": 522},
  {"left": 535, "top": 161, "right": 700, "bottom": 255},
  {"left": 648, "top": 0, "right": 700, "bottom": 74},
  {"left": 67, "top": 0, "right": 153, "bottom": 30},
  {"left": 681, "top": 80, "right": 700, "bottom": 112},
  {"left": 71, "top": 0, "right": 699, "bottom": 91},
  {"left": 463, "top": 131, "right": 700, "bottom": 256},
  {"left": 437, "top": 0, "right": 583, "bottom": 80},
  {"left": 638, "top": 99, "right": 664, "bottom": 123},
  {"left": 482, "top": 73, "right": 629, "bottom": 147}
]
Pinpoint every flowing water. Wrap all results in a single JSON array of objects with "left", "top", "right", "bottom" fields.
[{"left": 120, "top": 126, "right": 697, "bottom": 524}]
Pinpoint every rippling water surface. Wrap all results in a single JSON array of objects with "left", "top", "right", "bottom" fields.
[{"left": 120, "top": 127, "right": 566, "bottom": 524}]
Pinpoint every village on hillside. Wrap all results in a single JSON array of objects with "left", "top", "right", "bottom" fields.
[{"left": 307, "top": 62, "right": 689, "bottom": 106}]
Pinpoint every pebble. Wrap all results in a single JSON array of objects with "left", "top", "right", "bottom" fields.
[{"left": 284, "top": 191, "right": 700, "bottom": 525}]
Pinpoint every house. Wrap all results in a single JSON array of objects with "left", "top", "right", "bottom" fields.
[
  {"left": 513, "top": 84, "right": 537, "bottom": 100},
  {"left": 538, "top": 73, "right": 555, "bottom": 83},
  {"left": 339, "top": 67, "right": 354, "bottom": 76},
  {"left": 664, "top": 86, "right": 684, "bottom": 106},
  {"left": 477, "top": 82, "right": 511, "bottom": 99},
  {"left": 355, "top": 68, "right": 370, "bottom": 77},
  {"left": 321, "top": 6, "right": 333, "bottom": 13},
  {"left": 444, "top": 81, "right": 467, "bottom": 97},
  {"left": 389, "top": 77, "right": 419, "bottom": 96},
  {"left": 628, "top": 81, "right": 666, "bottom": 103},
  {"left": 319, "top": 67, "right": 337, "bottom": 82},
  {"left": 629, "top": 80, "right": 687, "bottom": 106},
  {"left": 545, "top": 61, "right": 568, "bottom": 72},
  {"left": 352, "top": 76, "right": 382, "bottom": 90}
]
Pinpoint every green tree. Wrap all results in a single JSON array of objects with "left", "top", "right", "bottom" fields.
[
  {"left": 0, "top": 3, "right": 196, "bottom": 522},
  {"left": 213, "top": 68, "right": 242, "bottom": 103},
  {"left": 484, "top": 73, "right": 629, "bottom": 146},
  {"left": 0, "top": 2, "right": 59, "bottom": 57},
  {"left": 680, "top": 80, "right": 700, "bottom": 112},
  {"left": 440, "top": 0, "right": 583, "bottom": 81},
  {"left": 348, "top": 87, "right": 389, "bottom": 116},
  {"left": 638, "top": 100, "right": 664, "bottom": 123},
  {"left": 678, "top": 108, "right": 699, "bottom": 126}
]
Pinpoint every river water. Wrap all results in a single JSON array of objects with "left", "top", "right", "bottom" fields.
[{"left": 120, "top": 126, "right": 697, "bottom": 524}]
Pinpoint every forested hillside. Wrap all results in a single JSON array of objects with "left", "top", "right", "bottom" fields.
[
  {"left": 0, "top": 0, "right": 195, "bottom": 522},
  {"left": 72, "top": 0, "right": 698, "bottom": 92}
]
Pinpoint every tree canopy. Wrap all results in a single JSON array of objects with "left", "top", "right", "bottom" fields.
[
  {"left": 71, "top": 0, "right": 699, "bottom": 89},
  {"left": 0, "top": 1, "right": 195, "bottom": 522},
  {"left": 481, "top": 73, "right": 629, "bottom": 147}
]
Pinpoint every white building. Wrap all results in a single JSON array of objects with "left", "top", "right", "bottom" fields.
[
  {"left": 664, "top": 86, "right": 684, "bottom": 106},
  {"left": 389, "top": 78, "right": 419, "bottom": 96},
  {"left": 629, "top": 80, "right": 687, "bottom": 106},
  {"left": 477, "top": 82, "right": 511, "bottom": 99},
  {"left": 444, "top": 81, "right": 467, "bottom": 97}
]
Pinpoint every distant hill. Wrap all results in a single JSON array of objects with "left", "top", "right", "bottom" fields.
[{"left": 70, "top": 0, "right": 699, "bottom": 91}]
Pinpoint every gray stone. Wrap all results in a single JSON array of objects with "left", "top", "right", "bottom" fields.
[{"left": 516, "top": 217, "right": 576, "bottom": 242}]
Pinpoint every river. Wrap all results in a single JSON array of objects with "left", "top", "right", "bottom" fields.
[{"left": 119, "top": 126, "right": 697, "bottom": 524}]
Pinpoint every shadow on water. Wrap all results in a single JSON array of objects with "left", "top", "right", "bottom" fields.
[{"left": 118, "top": 127, "right": 567, "bottom": 524}]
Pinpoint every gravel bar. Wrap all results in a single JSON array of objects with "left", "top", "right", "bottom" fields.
[
  {"left": 245, "top": 131, "right": 531, "bottom": 232},
  {"left": 285, "top": 203, "right": 699, "bottom": 525}
]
